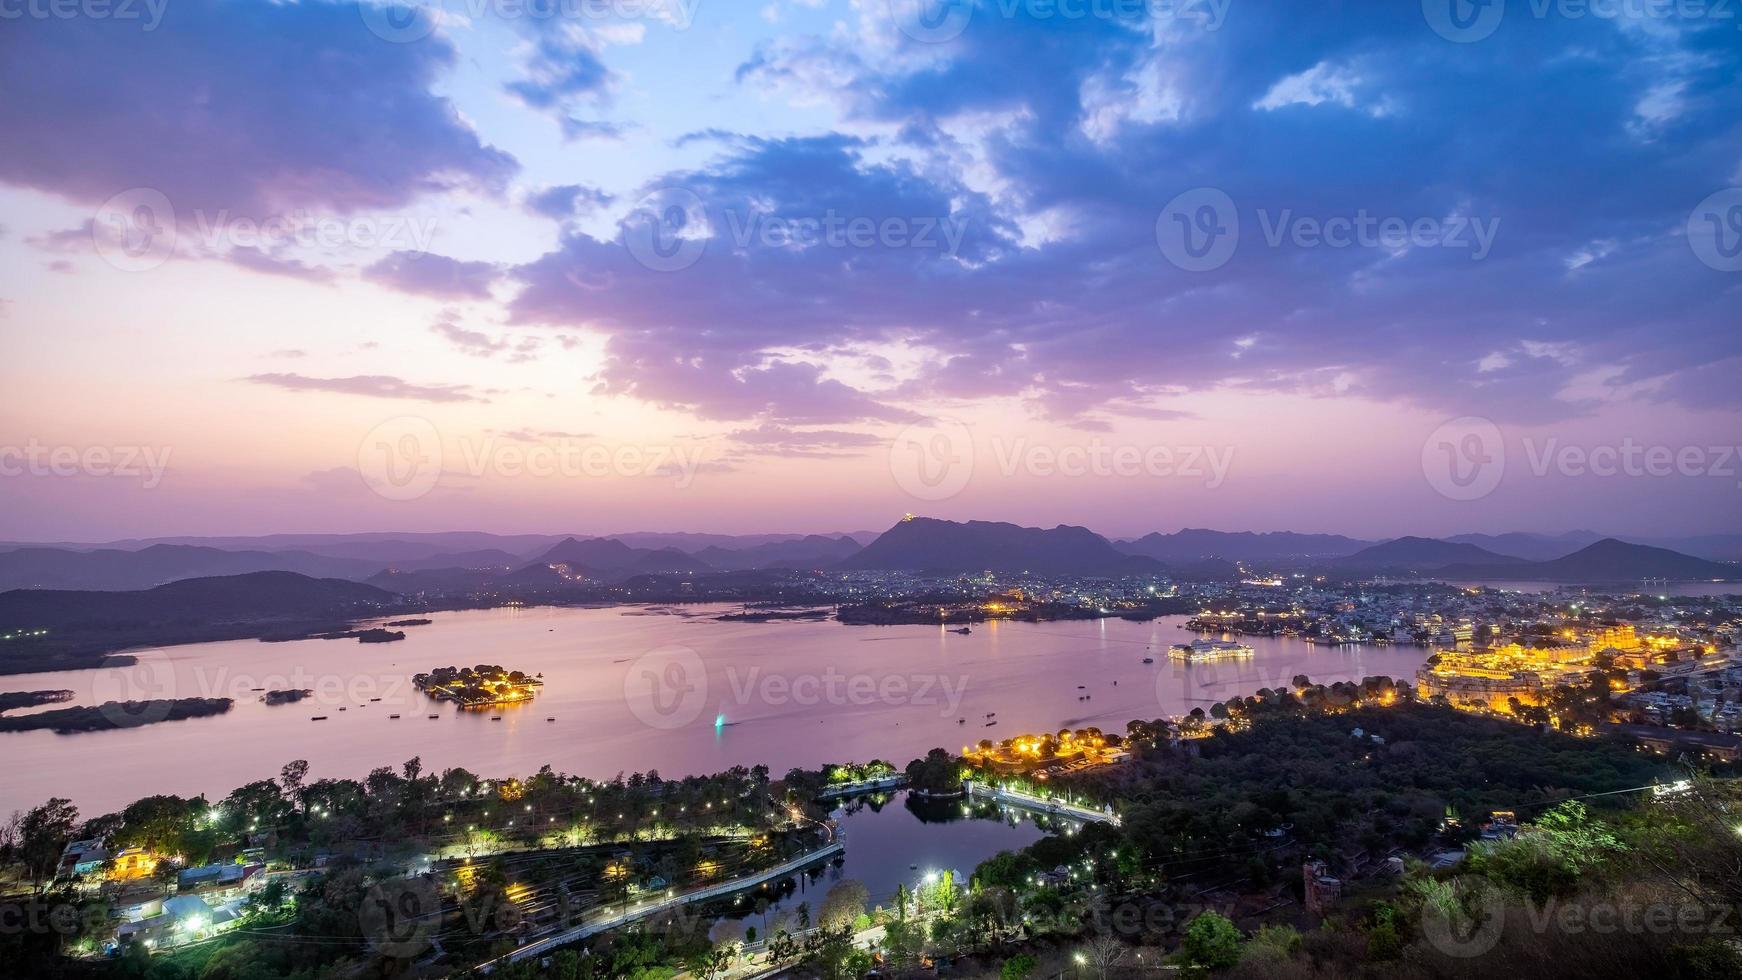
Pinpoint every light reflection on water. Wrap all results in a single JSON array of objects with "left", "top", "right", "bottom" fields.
[{"left": 0, "top": 605, "right": 1429, "bottom": 815}]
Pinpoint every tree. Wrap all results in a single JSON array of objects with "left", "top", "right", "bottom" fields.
[
  {"left": 686, "top": 943, "right": 734, "bottom": 980},
  {"left": 280, "top": 760, "right": 310, "bottom": 810},
  {"left": 820, "top": 879, "right": 869, "bottom": 931},
  {"left": 19, "top": 798, "right": 78, "bottom": 890},
  {"left": 766, "top": 929, "right": 800, "bottom": 965},
  {"left": 1002, "top": 952, "right": 1038, "bottom": 980},
  {"left": 1176, "top": 912, "right": 1241, "bottom": 974},
  {"left": 1080, "top": 934, "right": 1127, "bottom": 980}
]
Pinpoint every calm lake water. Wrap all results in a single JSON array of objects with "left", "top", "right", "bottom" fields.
[
  {"left": 719, "top": 791, "right": 1051, "bottom": 933},
  {"left": 0, "top": 606, "right": 1428, "bottom": 816}
]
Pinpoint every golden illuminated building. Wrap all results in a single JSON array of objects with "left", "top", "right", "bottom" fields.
[{"left": 108, "top": 848, "right": 158, "bottom": 880}]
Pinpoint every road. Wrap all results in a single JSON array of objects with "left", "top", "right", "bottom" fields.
[{"left": 478, "top": 839, "right": 846, "bottom": 971}]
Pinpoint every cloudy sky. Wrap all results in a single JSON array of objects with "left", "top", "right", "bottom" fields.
[{"left": 1, "top": 0, "right": 1738, "bottom": 541}]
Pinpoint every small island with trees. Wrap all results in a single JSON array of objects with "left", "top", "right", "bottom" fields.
[{"left": 412, "top": 664, "right": 544, "bottom": 708}]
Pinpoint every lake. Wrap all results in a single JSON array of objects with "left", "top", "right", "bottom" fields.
[
  {"left": 0, "top": 606, "right": 1429, "bottom": 816},
  {"left": 714, "top": 790, "right": 1054, "bottom": 936}
]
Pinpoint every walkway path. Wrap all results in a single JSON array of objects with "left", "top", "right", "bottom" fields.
[
  {"left": 964, "top": 781, "right": 1118, "bottom": 825},
  {"left": 478, "top": 839, "right": 845, "bottom": 971}
]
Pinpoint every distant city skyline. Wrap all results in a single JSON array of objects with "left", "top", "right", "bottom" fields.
[{"left": 3, "top": 1, "right": 1740, "bottom": 541}]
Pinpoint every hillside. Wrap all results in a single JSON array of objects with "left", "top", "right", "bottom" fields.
[
  {"left": 1332, "top": 536, "right": 1527, "bottom": 570},
  {"left": 1438, "top": 538, "right": 1739, "bottom": 583},
  {"left": 1118, "top": 528, "right": 1369, "bottom": 561},
  {"left": 0, "top": 571, "right": 400, "bottom": 630},
  {"left": 839, "top": 518, "right": 1155, "bottom": 575},
  {"left": 1443, "top": 531, "right": 1602, "bottom": 561},
  {"left": 0, "top": 544, "right": 385, "bottom": 591}
]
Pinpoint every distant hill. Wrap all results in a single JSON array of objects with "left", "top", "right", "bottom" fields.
[
  {"left": 376, "top": 549, "right": 522, "bottom": 572},
  {"left": 1333, "top": 537, "right": 1528, "bottom": 571},
  {"left": 1437, "top": 539, "right": 1739, "bottom": 583},
  {"left": 366, "top": 566, "right": 506, "bottom": 594},
  {"left": 67, "top": 532, "right": 570, "bottom": 563},
  {"left": 694, "top": 535, "right": 863, "bottom": 570},
  {"left": 0, "top": 544, "right": 386, "bottom": 591},
  {"left": 1443, "top": 531, "right": 1603, "bottom": 562},
  {"left": 1118, "top": 529, "right": 1370, "bottom": 562},
  {"left": 0, "top": 571, "right": 399, "bottom": 630},
  {"left": 840, "top": 518, "right": 1157, "bottom": 575},
  {"left": 519, "top": 538, "right": 715, "bottom": 581},
  {"left": 610, "top": 530, "right": 881, "bottom": 551}
]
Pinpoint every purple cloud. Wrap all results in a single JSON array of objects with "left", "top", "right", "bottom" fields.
[
  {"left": 0, "top": 0, "right": 515, "bottom": 220},
  {"left": 365, "top": 251, "right": 500, "bottom": 300},
  {"left": 527, "top": 184, "right": 616, "bottom": 221},
  {"left": 246, "top": 373, "right": 482, "bottom": 403}
]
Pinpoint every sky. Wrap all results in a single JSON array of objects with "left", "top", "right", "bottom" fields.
[{"left": 0, "top": 0, "right": 1739, "bottom": 542}]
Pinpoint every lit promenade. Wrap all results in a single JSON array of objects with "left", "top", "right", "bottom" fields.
[
  {"left": 478, "top": 838, "right": 845, "bottom": 971},
  {"left": 964, "top": 781, "right": 1118, "bottom": 825}
]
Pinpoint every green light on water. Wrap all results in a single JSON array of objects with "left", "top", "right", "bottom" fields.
[{"left": 715, "top": 713, "right": 725, "bottom": 729}]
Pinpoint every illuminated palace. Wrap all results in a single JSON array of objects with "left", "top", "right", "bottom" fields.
[{"left": 1415, "top": 626, "right": 1651, "bottom": 711}]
